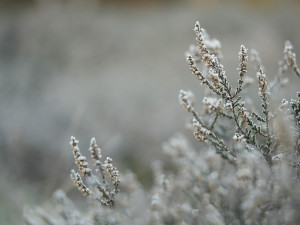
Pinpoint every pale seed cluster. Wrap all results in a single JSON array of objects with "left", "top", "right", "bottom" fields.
[
  {"left": 193, "top": 118, "right": 211, "bottom": 142},
  {"left": 257, "top": 69, "right": 268, "bottom": 97},
  {"left": 183, "top": 21, "right": 300, "bottom": 163},
  {"left": 70, "top": 136, "right": 92, "bottom": 177},
  {"left": 284, "top": 41, "right": 300, "bottom": 77},
  {"left": 178, "top": 90, "right": 195, "bottom": 113},
  {"left": 70, "top": 136, "right": 120, "bottom": 207},
  {"left": 70, "top": 169, "right": 91, "bottom": 196},
  {"left": 237, "top": 106, "right": 252, "bottom": 128},
  {"left": 104, "top": 157, "right": 120, "bottom": 186}
]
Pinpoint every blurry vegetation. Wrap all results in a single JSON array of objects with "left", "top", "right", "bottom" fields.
[
  {"left": 24, "top": 21, "right": 300, "bottom": 225},
  {"left": 0, "top": 0, "right": 300, "bottom": 224},
  {"left": 1, "top": 0, "right": 300, "bottom": 9}
]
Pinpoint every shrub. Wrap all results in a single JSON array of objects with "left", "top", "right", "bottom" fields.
[{"left": 24, "top": 21, "right": 300, "bottom": 225}]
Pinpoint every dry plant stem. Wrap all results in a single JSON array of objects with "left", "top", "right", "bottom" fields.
[
  {"left": 69, "top": 136, "right": 120, "bottom": 207},
  {"left": 270, "top": 41, "right": 300, "bottom": 92},
  {"left": 284, "top": 41, "right": 300, "bottom": 77},
  {"left": 179, "top": 89, "right": 238, "bottom": 160},
  {"left": 70, "top": 137, "right": 92, "bottom": 177},
  {"left": 263, "top": 94, "right": 272, "bottom": 157},
  {"left": 257, "top": 69, "right": 272, "bottom": 159},
  {"left": 186, "top": 26, "right": 267, "bottom": 160},
  {"left": 191, "top": 108, "right": 204, "bottom": 127},
  {"left": 193, "top": 119, "right": 237, "bottom": 161},
  {"left": 232, "top": 104, "right": 255, "bottom": 144},
  {"left": 210, "top": 131, "right": 237, "bottom": 159},
  {"left": 208, "top": 104, "right": 233, "bottom": 119},
  {"left": 226, "top": 96, "right": 259, "bottom": 150},
  {"left": 186, "top": 55, "right": 221, "bottom": 96},
  {"left": 188, "top": 22, "right": 300, "bottom": 166},
  {"left": 194, "top": 22, "right": 228, "bottom": 92},
  {"left": 234, "top": 45, "right": 248, "bottom": 97},
  {"left": 188, "top": 22, "right": 299, "bottom": 166},
  {"left": 70, "top": 170, "right": 91, "bottom": 197},
  {"left": 89, "top": 138, "right": 109, "bottom": 190},
  {"left": 187, "top": 60, "right": 240, "bottom": 138},
  {"left": 193, "top": 22, "right": 258, "bottom": 147},
  {"left": 209, "top": 113, "right": 219, "bottom": 129},
  {"left": 178, "top": 89, "right": 205, "bottom": 127},
  {"left": 229, "top": 94, "right": 263, "bottom": 148}
]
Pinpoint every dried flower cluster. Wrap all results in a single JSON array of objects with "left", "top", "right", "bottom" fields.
[
  {"left": 70, "top": 136, "right": 120, "bottom": 207},
  {"left": 25, "top": 22, "right": 300, "bottom": 225},
  {"left": 182, "top": 21, "right": 300, "bottom": 165}
]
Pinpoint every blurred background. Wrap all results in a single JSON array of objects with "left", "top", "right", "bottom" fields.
[{"left": 0, "top": 0, "right": 299, "bottom": 224}]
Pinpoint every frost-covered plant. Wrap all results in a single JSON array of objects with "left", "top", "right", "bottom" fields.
[
  {"left": 181, "top": 21, "right": 300, "bottom": 165},
  {"left": 24, "top": 137, "right": 149, "bottom": 225},
  {"left": 69, "top": 136, "right": 120, "bottom": 207},
  {"left": 24, "top": 22, "right": 300, "bottom": 225}
]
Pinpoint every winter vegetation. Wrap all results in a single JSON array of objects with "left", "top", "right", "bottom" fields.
[{"left": 23, "top": 21, "right": 300, "bottom": 225}]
